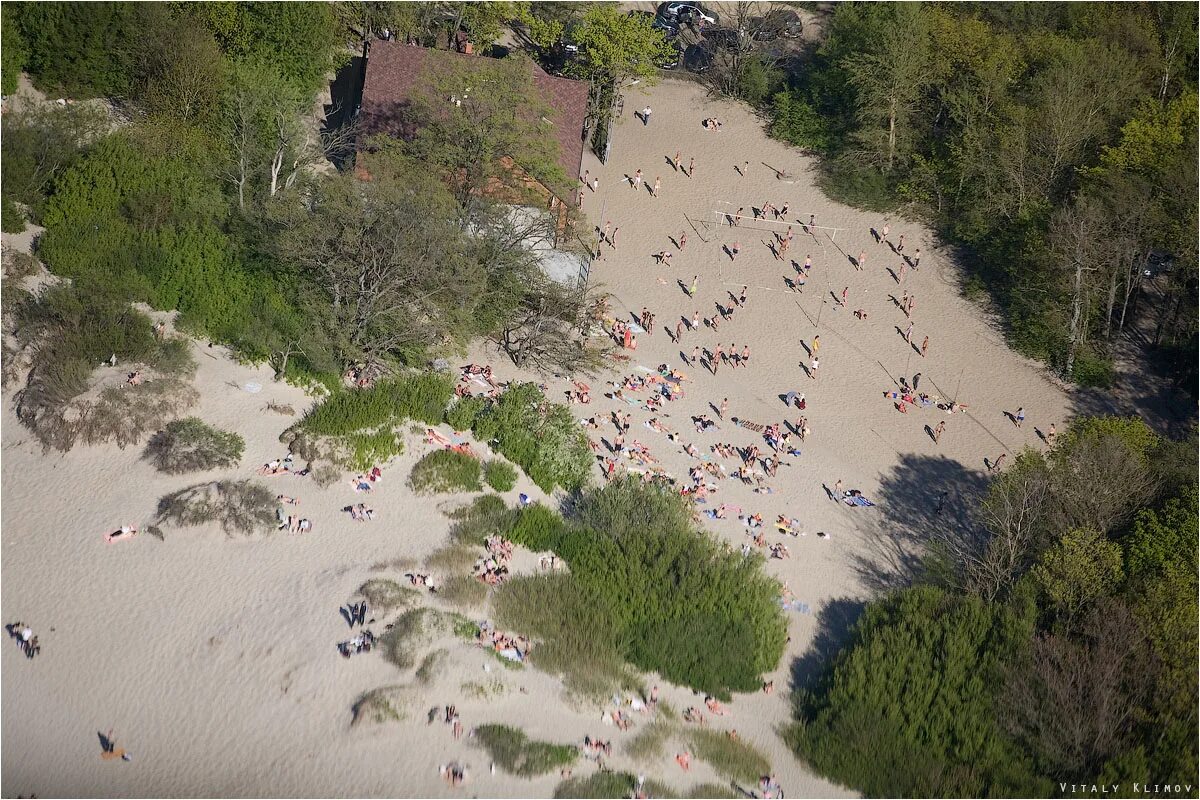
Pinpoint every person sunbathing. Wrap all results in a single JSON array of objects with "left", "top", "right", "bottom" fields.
[
  {"left": 704, "top": 696, "right": 726, "bottom": 715},
  {"left": 125, "top": 370, "right": 144, "bottom": 386},
  {"left": 105, "top": 525, "right": 138, "bottom": 544}
]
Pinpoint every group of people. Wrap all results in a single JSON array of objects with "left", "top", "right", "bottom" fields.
[
  {"left": 336, "top": 629, "right": 375, "bottom": 658},
  {"left": 5, "top": 622, "right": 40, "bottom": 659},
  {"left": 473, "top": 620, "right": 531, "bottom": 664},
  {"left": 473, "top": 536, "right": 513, "bottom": 586}
]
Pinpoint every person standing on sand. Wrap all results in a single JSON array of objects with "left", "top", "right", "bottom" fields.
[
  {"left": 731, "top": 241, "right": 741, "bottom": 260},
  {"left": 897, "top": 233, "right": 906, "bottom": 253},
  {"left": 834, "top": 479, "right": 844, "bottom": 499},
  {"left": 808, "top": 214, "right": 816, "bottom": 232},
  {"left": 880, "top": 223, "right": 890, "bottom": 243},
  {"left": 641, "top": 105, "right": 652, "bottom": 126},
  {"left": 720, "top": 398, "right": 728, "bottom": 419},
  {"left": 740, "top": 344, "right": 750, "bottom": 367},
  {"left": 809, "top": 355, "right": 820, "bottom": 378},
  {"left": 905, "top": 322, "right": 914, "bottom": 343},
  {"left": 692, "top": 310, "right": 701, "bottom": 330},
  {"left": 990, "top": 452, "right": 1007, "bottom": 473},
  {"left": 583, "top": 169, "right": 590, "bottom": 188},
  {"left": 675, "top": 321, "right": 684, "bottom": 342},
  {"left": 1046, "top": 423, "right": 1057, "bottom": 445},
  {"left": 898, "top": 261, "right": 908, "bottom": 284},
  {"left": 738, "top": 285, "right": 748, "bottom": 307},
  {"left": 592, "top": 176, "right": 599, "bottom": 192},
  {"left": 1014, "top": 407, "right": 1025, "bottom": 428},
  {"left": 906, "top": 294, "right": 916, "bottom": 317},
  {"left": 841, "top": 286, "right": 849, "bottom": 307},
  {"left": 652, "top": 177, "right": 661, "bottom": 197},
  {"left": 679, "top": 232, "right": 688, "bottom": 250},
  {"left": 912, "top": 248, "right": 921, "bottom": 268},
  {"left": 921, "top": 335, "right": 929, "bottom": 357},
  {"left": 691, "top": 345, "right": 700, "bottom": 365},
  {"left": 803, "top": 254, "right": 812, "bottom": 274},
  {"left": 857, "top": 250, "right": 866, "bottom": 270},
  {"left": 811, "top": 335, "right": 820, "bottom": 355},
  {"left": 632, "top": 170, "right": 642, "bottom": 190},
  {"left": 603, "top": 220, "right": 611, "bottom": 242},
  {"left": 933, "top": 420, "right": 946, "bottom": 443},
  {"left": 733, "top": 208, "right": 743, "bottom": 226},
  {"left": 674, "top": 151, "right": 681, "bottom": 171},
  {"left": 689, "top": 275, "right": 699, "bottom": 297},
  {"left": 688, "top": 156, "right": 695, "bottom": 177}
]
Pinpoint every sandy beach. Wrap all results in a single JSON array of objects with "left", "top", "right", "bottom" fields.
[{"left": 5, "top": 77, "right": 1153, "bottom": 798}]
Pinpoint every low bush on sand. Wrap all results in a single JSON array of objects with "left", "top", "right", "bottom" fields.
[
  {"left": 357, "top": 579, "right": 420, "bottom": 616},
  {"left": 495, "top": 477, "right": 787, "bottom": 698},
  {"left": 409, "top": 449, "right": 481, "bottom": 494},
  {"left": 301, "top": 372, "right": 453, "bottom": 435},
  {"left": 444, "top": 394, "right": 486, "bottom": 431},
  {"left": 473, "top": 724, "right": 577, "bottom": 777},
  {"left": 144, "top": 417, "right": 244, "bottom": 474},
  {"left": 508, "top": 502, "right": 567, "bottom": 552},
  {"left": 415, "top": 648, "right": 449, "bottom": 685},
  {"left": 552, "top": 773, "right": 680, "bottom": 799},
  {"left": 350, "top": 685, "right": 413, "bottom": 726},
  {"left": 448, "top": 494, "right": 517, "bottom": 546},
  {"left": 379, "top": 607, "right": 456, "bottom": 671},
  {"left": 424, "top": 543, "right": 480, "bottom": 574},
  {"left": 686, "top": 729, "right": 770, "bottom": 785},
  {"left": 154, "top": 479, "right": 277, "bottom": 537},
  {"left": 11, "top": 283, "right": 197, "bottom": 451},
  {"left": 624, "top": 718, "right": 675, "bottom": 763},
  {"left": 483, "top": 459, "right": 518, "bottom": 492}
]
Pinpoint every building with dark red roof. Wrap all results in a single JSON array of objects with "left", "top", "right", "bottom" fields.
[{"left": 356, "top": 42, "right": 589, "bottom": 203}]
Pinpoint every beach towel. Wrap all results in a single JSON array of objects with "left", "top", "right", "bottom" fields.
[
  {"left": 518, "top": 493, "right": 532, "bottom": 507},
  {"left": 498, "top": 647, "right": 524, "bottom": 663},
  {"left": 845, "top": 496, "right": 875, "bottom": 507}
]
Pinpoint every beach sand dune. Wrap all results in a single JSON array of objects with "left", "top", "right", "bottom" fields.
[{"left": 2, "top": 79, "right": 1089, "bottom": 798}]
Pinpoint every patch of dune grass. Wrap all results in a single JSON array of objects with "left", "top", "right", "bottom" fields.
[
  {"left": 448, "top": 494, "right": 516, "bottom": 546},
  {"left": 624, "top": 717, "right": 675, "bottom": 763},
  {"left": 409, "top": 448, "right": 482, "bottom": 494},
  {"left": 350, "top": 685, "right": 412, "bottom": 726},
  {"left": 553, "top": 773, "right": 679, "bottom": 799},
  {"left": 379, "top": 607, "right": 455, "bottom": 670},
  {"left": 439, "top": 574, "right": 490, "bottom": 609},
  {"left": 357, "top": 579, "right": 420, "bottom": 615},
  {"left": 415, "top": 648, "right": 449, "bottom": 685},
  {"left": 686, "top": 728, "right": 770, "bottom": 785},
  {"left": 473, "top": 724, "right": 578, "bottom": 777},
  {"left": 425, "top": 542, "right": 480, "bottom": 574}
]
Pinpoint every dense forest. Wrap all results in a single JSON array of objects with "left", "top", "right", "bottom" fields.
[
  {"left": 787, "top": 416, "right": 1198, "bottom": 797},
  {"left": 768, "top": 2, "right": 1198, "bottom": 391},
  {"left": 0, "top": 1, "right": 642, "bottom": 387}
]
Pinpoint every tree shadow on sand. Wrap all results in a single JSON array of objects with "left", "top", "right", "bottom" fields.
[
  {"left": 789, "top": 596, "right": 867, "bottom": 694},
  {"left": 851, "top": 453, "right": 991, "bottom": 593}
]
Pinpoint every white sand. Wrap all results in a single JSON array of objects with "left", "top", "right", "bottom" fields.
[{"left": 2, "top": 78, "right": 1116, "bottom": 798}]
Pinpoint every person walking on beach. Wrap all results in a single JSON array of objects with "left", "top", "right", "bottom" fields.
[
  {"left": 905, "top": 322, "right": 914, "bottom": 343},
  {"left": 720, "top": 398, "right": 728, "bottom": 419},
  {"left": 1014, "top": 407, "right": 1025, "bottom": 428},
  {"left": 990, "top": 452, "right": 1007, "bottom": 473},
  {"left": 840, "top": 286, "right": 849, "bottom": 307},
  {"left": 912, "top": 248, "right": 921, "bottom": 268},
  {"left": 857, "top": 250, "right": 866, "bottom": 270},
  {"left": 740, "top": 160, "right": 749, "bottom": 176},
  {"left": 603, "top": 220, "right": 611, "bottom": 243},
  {"left": 675, "top": 321, "right": 684, "bottom": 342},
  {"left": 641, "top": 105, "right": 652, "bottom": 126},
  {"left": 689, "top": 275, "right": 699, "bottom": 297},
  {"left": 652, "top": 177, "right": 661, "bottom": 197},
  {"left": 897, "top": 233, "right": 906, "bottom": 253},
  {"left": 920, "top": 335, "right": 929, "bottom": 357},
  {"left": 738, "top": 285, "right": 748, "bottom": 307},
  {"left": 691, "top": 345, "right": 700, "bottom": 365},
  {"left": 679, "top": 232, "right": 688, "bottom": 250},
  {"left": 583, "top": 169, "right": 590, "bottom": 189},
  {"left": 802, "top": 254, "right": 812, "bottom": 274},
  {"left": 933, "top": 420, "right": 946, "bottom": 443},
  {"left": 730, "top": 241, "right": 741, "bottom": 260},
  {"left": 809, "top": 355, "right": 820, "bottom": 378},
  {"left": 1046, "top": 423, "right": 1057, "bottom": 445},
  {"left": 740, "top": 344, "right": 750, "bottom": 367},
  {"left": 905, "top": 294, "right": 915, "bottom": 317},
  {"left": 674, "top": 151, "right": 681, "bottom": 171},
  {"left": 880, "top": 222, "right": 890, "bottom": 243},
  {"left": 778, "top": 202, "right": 790, "bottom": 219},
  {"left": 833, "top": 479, "right": 843, "bottom": 499},
  {"left": 688, "top": 156, "right": 695, "bottom": 177},
  {"left": 733, "top": 207, "right": 743, "bottom": 226},
  {"left": 691, "top": 310, "right": 701, "bottom": 331},
  {"left": 898, "top": 260, "right": 908, "bottom": 284},
  {"left": 592, "top": 176, "right": 599, "bottom": 192},
  {"left": 632, "top": 170, "right": 643, "bottom": 190},
  {"left": 808, "top": 214, "right": 816, "bottom": 232},
  {"left": 811, "top": 335, "right": 820, "bottom": 355}
]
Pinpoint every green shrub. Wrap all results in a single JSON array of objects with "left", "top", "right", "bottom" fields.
[
  {"left": 425, "top": 543, "right": 481, "bottom": 574},
  {"left": 509, "top": 503, "right": 567, "bottom": 552},
  {"left": 449, "top": 494, "right": 517, "bottom": 546},
  {"left": 624, "top": 718, "right": 674, "bottom": 762},
  {"left": 1, "top": 4, "right": 27, "bottom": 96},
  {"left": 1071, "top": 349, "right": 1115, "bottom": 388},
  {"left": 154, "top": 479, "right": 278, "bottom": 537},
  {"left": 483, "top": 459, "right": 518, "bottom": 492},
  {"left": 787, "top": 586, "right": 1048, "bottom": 797},
  {"left": 1, "top": 195, "right": 25, "bottom": 233},
  {"left": 470, "top": 382, "right": 592, "bottom": 493},
  {"left": 473, "top": 724, "right": 577, "bottom": 777},
  {"left": 445, "top": 394, "right": 486, "bottom": 431},
  {"left": 301, "top": 372, "right": 454, "bottom": 436},
  {"left": 495, "top": 478, "right": 788, "bottom": 697},
  {"left": 409, "top": 449, "right": 482, "bottom": 494},
  {"left": 686, "top": 729, "right": 770, "bottom": 785},
  {"left": 770, "top": 89, "right": 831, "bottom": 152},
  {"left": 553, "top": 772, "right": 640, "bottom": 799},
  {"left": 144, "top": 417, "right": 245, "bottom": 474}
]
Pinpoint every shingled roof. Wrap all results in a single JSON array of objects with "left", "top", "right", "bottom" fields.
[{"left": 358, "top": 43, "right": 589, "bottom": 189}]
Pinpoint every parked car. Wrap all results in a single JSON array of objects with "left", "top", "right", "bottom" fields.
[
  {"left": 702, "top": 26, "right": 751, "bottom": 52},
  {"left": 683, "top": 41, "right": 715, "bottom": 73},
  {"left": 652, "top": 15, "right": 681, "bottom": 36},
  {"left": 751, "top": 9, "right": 804, "bottom": 41},
  {"left": 657, "top": 2, "right": 719, "bottom": 26}
]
